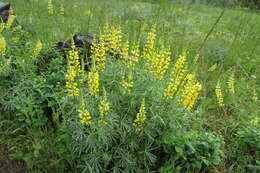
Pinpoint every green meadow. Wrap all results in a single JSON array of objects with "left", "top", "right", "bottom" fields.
[{"left": 0, "top": 0, "right": 259, "bottom": 172}]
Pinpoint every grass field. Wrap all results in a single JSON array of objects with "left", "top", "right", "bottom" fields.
[{"left": 0, "top": 0, "right": 259, "bottom": 172}]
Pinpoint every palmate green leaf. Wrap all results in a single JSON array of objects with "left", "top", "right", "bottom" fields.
[
  {"left": 175, "top": 146, "right": 183, "bottom": 155},
  {"left": 201, "top": 157, "right": 210, "bottom": 166}
]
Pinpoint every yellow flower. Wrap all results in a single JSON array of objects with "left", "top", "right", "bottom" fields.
[
  {"left": 252, "top": 89, "right": 258, "bottom": 101},
  {"left": 101, "top": 25, "right": 122, "bottom": 56},
  {"left": 88, "top": 67, "right": 100, "bottom": 96},
  {"left": 216, "top": 81, "right": 224, "bottom": 107},
  {"left": 0, "top": 35, "right": 6, "bottom": 55},
  {"left": 143, "top": 26, "right": 156, "bottom": 61},
  {"left": 11, "top": 37, "right": 19, "bottom": 42},
  {"left": 98, "top": 90, "right": 110, "bottom": 118},
  {"left": 47, "top": 0, "right": 54, "bottom": 15},
  {"left": 148, "top": 47, "right": 171, "bottom": 80},
  {"left": 164, "top": 51, "right": 187, "bottom": 99},
  {"left": 208, "top": 64, "right": 217, "bottom": 72},
  {"left": 121, "top": 41, "right": 140, "bottom": 72},
  {"left": 193, "top": 54, "right": 199, "bottom": 64},
  {"left": 133, "top": 98, "right": 147, "bottom": 132},
  {"left": 60, "top": 4, "right": 65, "bottom": 15},
  {"left": 5, "top": 15, "right": 15, "bottom": 30},
  {"left": 142, "top": 27, "right": 170, "bottom": 79},
  {"left": 0, "top": 57, "right": 11, "bottom": 75},
  {"left": 227, "top": 72, "right": 235, "bottom": 94},
  {"left": 78, "top": 97, "right": 92, "bottom": 126},
  {"left": 12, "top": 25, "right": 22, "bottom": 32},
  {"left": 121, "top": 40, "right": 129, "bottom": 62},
  {"left": 90, "top": 37, "right": 107, "bottom": 71},
  {"left": 65, "top": 40, "right": 83, "bottom": 97},
  {"left": 121, "top": 70, "right": 134, "bottom": 93},
  {"left": 129, "top": 42, "right": 140, "bottom": 70},
  {"left": 180, "top": 74, "right": 202, "bottom": 111},
  {"left": 251, "top": 116, "right": 259, "bottom": 126},
  {"left": 31, "top": 40, "right": 42, "bottom": 59}
]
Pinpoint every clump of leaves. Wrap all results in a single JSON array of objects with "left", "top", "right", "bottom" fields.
[{"left": 160, "top": 130, "right": 224, "bottom": 173}]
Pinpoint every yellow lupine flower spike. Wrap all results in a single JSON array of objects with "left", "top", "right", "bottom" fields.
[
  {"left": 0, "top": 35, "right": 6, "bottom": 55},
  {"left": 90, "top": 37, "right": 106, "bottom": 71},
  {"left": 216, "top": 80, "right": 224, "bottom": 107},
  {"left": 5, "top": 14, "right": 15, "bottom": 30},
  {"left": 78, "top": 97, "right": 92, "bottom": 126},
  {"left": 60, "top": 4, "right": 65, "bottom": 15},
  {"left": 47, "top": 0, "right": 54, "bottom": 15},
  {"left": 133, "top": 98, "right": 147, "bottom": 132},
  {"left": 98, "top": 89, "right": 110, "bottom": 118},
  {"left": 101, "top": 25, "right": 122, "bottom": 56},
  {"left": 31, "top": 40, "right": 42, "bottom": 59},
  {"left": 227, "top": 72, "right": 235, "bottom": 94},
  {"left": 65, "top": 39, "right": 82, "bottom": 97},
  {"left": 208, "top": 64, "right": 217, "bottom": 72},
  {"left": 88, "top": 67, "right": 100, "bottom": 96},
  {"left": 180, "top": 74, "right": 202, "bottom": 111},
  {"left": 121, "top": 69, "right": 134, "bottom": 93},
  {"left": 164, "top": 51, "right": 187, "bottom": 99}
]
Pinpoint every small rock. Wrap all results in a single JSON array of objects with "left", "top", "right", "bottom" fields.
[
  {"left": 56, "top": 32, "right": 99, "bottom": 54},
  {"left": 0, "top": 2, "right": 10, "bottom": 23}
]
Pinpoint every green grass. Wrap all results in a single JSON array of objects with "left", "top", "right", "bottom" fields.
[{"left": 0, "top": 0, "right": 259, "bottom": 172}]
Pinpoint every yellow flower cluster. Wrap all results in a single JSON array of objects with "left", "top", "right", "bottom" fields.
[
  {"left": 11, "top": 37, "right": 19, "bottom": 42},
  {"left": 164, "top": 52, "right": 187, "bottom": 99},
  {"left": 98, "top": 90, "right": 110, "bottom": 118},
  {"left": 90, "top": 38, "right": 107, "bottom": 71},
  {"left": 31, "top": 40, "right": 42, "bottom": 59},
  {"left": 180, "top": 74, "right": 202, "bottom": 111},
  {"left": 143, "top": 26, "right": 156, "bottom": 60},
  {"left": 227, "top": 72, "right": 235, "bottom": 94},
  {"left": 129, "top": 43, "right": 140, "bottom": 70},
  {"left": 12, "top": 25, "right": 22, "bottom": 32},
  {"left": 208, "top": 64, "right": 217, "bottom": 72},
  {"left": 0, "top": 58, "right": 11, "bottom": 75},
  {"left": 0, "top": 9, "right": 16, "bottom": 32},
  {"left": 121, "top": 70, "right": 134, "bottom": 93},
  {"left": 88, "top": 67, "right": 100, "bottom": 96},
  {"left": 6, "top": 15, "right": 15, "bottom": 30},
  {"left": 121, "top": 40, "right": 139, "bottom": 69},
  {"left": 65, "top": 40, "right": 82, "bottom": 97},
  {"left": 60, "top": 4, "right": 65, "bottom": 15},
  {"left": 193, "top": 54, "right": 199, "bottom": 64},
  {"left": 143, "top": 27, "right": 170, "bottom": 79},
  {"left": 133, "top": 99, "right": 147, "bottom": 132},
  {"left": 0, "top": 35, "right": 6, "bottom": 55},
  {"left": 73, "top": 2, "right": 78, "bottom": 9},
  {"left": 148, "top": 48, "right": 171, "bottom": 80},
  {"left": 252, "top": 89, "right": 258, "bottom": 101},
  {"left": 251, "top": 116, "right": 259, "bottom": 126},
  {"left": 120, "top": 41, "right": 139, "bottom": 93},
  {"left": 121, "top": 40, "right": 129, "bottom": 63},
  {"left": 215, "top": 81, "right": 224, "bottom": 107},
  {"left": 78, "top": 98, "right": 92, "bottom": 126},
  {"left": 47, "top": 0, "right": 54, "bottom": 15},
  {"left": 102, "top": 25, "right": 122, "bottom": 56}
]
